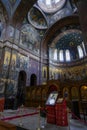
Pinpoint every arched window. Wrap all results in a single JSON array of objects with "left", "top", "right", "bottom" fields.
[
  {"left": 45, "top": 0, "right": 51, "bottom": 6},
  {"left": 49, "top": 47, "right": 54, "bottom": 59},
  {"left": 65, "top": 49, "right": 71, "bottom": 61},
  {"left": 54, "top": 49, "right": 57, "bottom": 60},
  {"left": 59, "top": 50, "right": 64, "bottom": 61},
  {"left": 38, "top": 0, "right": 66, "bottom": 13},
  {"left": 55, "top": 0, "right": 60, "bottom": 3},
  {"left": 30, "top": 74, "right": 37, "bottom": 86},
  {"left": 77, "top": 45, "right": 84, "bottom": 58},
  {"left": 82, "top": 41, "right": 86, "bottom": 55}
]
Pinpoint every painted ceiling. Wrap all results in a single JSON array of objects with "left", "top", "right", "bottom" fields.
[
  {"left": 28, "top": 7, "right": 48, "bottom": 29},
  {"left": 55, "top": 30, "right": 83, "bottom": 49},
  {"left": 0, "top": 0, "right": 36, "bottom": 25},
  {"left": 0, "top": 0, "right": 83, "bottom": 56},
  {"left": 1, "top": 0, "right": 21, "bottom": 18}
]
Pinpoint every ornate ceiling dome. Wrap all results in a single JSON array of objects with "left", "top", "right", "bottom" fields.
[
  {"left": 28, "top": 7, "right": 48, "bottom": 29},
  {"left": 51, "top": 29, "right": 84, "bottom": 62},
  {"left": 53, "top": 29, "right": 83, "bottom": 49}
]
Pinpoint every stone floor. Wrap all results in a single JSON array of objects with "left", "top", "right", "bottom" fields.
[{"left": 0, "top": 107, "right": 87, "bottom": 130}]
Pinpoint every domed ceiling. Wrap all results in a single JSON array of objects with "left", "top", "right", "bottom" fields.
[
  {"left": 37, "top": 0, "right": 66, "bottom": 13},
  {"left": 0, "top": 0, "right": 36, "bottom": 25},
  {"left": 28, "top": 7, "right": 48, "bottom": 29},
  {"left": 54, "top": 30, "right": 83, "bottom": 49}
]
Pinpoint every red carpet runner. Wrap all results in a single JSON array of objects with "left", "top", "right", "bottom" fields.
[{"left": 1, "top": 112, "right": 39, "bottom": 121}]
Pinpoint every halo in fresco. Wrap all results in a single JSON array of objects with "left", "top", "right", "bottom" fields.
[
  {"left": 28, "top": 7, "right": 48, "bottom": 29},
  {"left": 37, "top": 0, "right": 66, "bottom": 13},
  {"left": 21, "top": 24, "right": 40, "bottom": 44},
  {"left": 20, "top": 24, "right": 41, "bottom": 54}
]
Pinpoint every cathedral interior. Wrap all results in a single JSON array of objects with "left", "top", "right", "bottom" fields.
[{"left": 0, "top": 0, "right": 87, "bottom": 129}]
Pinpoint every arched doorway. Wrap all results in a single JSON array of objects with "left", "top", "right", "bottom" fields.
[
  {"left": 30, "top": 74, "right": 37, "bottom": 86},
  {"left": 17, "top": 70, "right": 26, "bottom": 107}
]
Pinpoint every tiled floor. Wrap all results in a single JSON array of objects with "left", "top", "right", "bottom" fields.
[{"left": 0, "top": 107, "right": 87, "bottom": 130}]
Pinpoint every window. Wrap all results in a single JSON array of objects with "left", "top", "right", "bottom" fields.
[
  {"left": 65, "top": 49, "right": 71, "bottom": 61},
  {"left": 77, "top": 45, "right": 84, "bottom": 58},
  {"left": 54, "top": 49, "right": 57, "bottom": 60},
  {"left": 59, "top": 50, "right": 64, "bottom": 61},
  {"left": 38, "top": 0, "right": 66, "bottom": 13},
  {"left": 49, "top": 47, "right": 54, "bottom": 59},
  {"left": 46, "top": 0, "right": 51, "bottom": 6},
  {"left": 55, "top": 0, "right": 61, "bottom": 3},
  {"left": 82, "top": 41, "right": 86, "bottom": 55}
]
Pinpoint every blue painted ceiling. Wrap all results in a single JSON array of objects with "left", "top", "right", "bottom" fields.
[{"left": 56, "top": 32, "right": 83, "bottom": 49}]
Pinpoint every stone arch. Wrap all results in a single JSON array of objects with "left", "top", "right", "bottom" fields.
[
  {"left": 17, "top": 70, "right": 27, "bottom": 106},
  {"left": 41, "top": 15, "right": 80, "bottom": 57}
]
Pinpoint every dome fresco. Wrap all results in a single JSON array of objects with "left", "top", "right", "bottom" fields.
[
  {"left": 28, "top": 0, "right": 74, "bottom": 29},
  {"left": 54, "top": 30, "right": 83, "bottom": 49},
  {"left": 28, "top": 7, "right": 48, "bottom": 29},
  {"left": 48, "top": 29, "right": 85, "bottom": 62}
]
